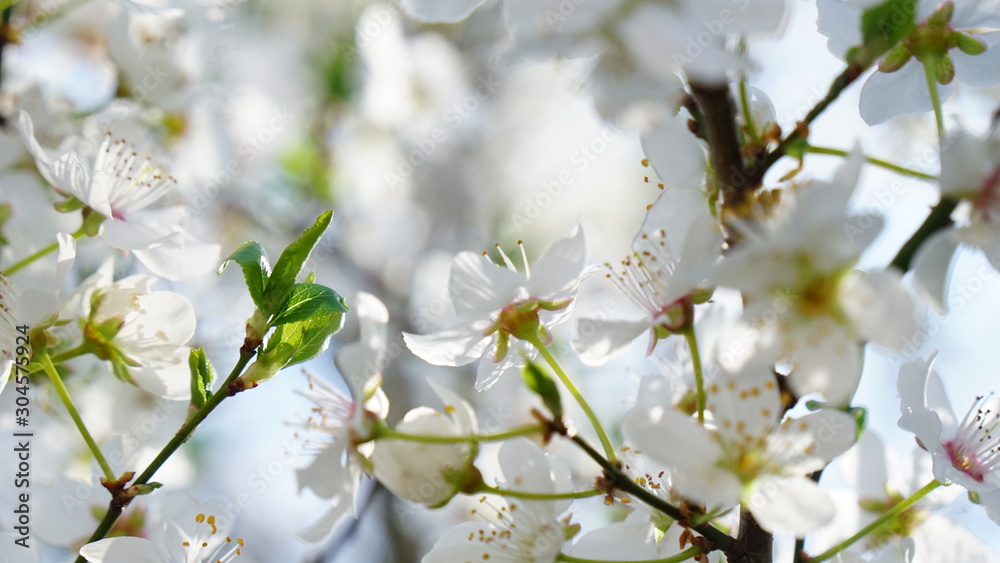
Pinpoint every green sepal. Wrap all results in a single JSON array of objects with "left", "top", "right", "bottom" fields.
[
  {"left": 188, "top": 347, "right": 216, "bottom": 409},
  {"left": 82, "top": 208, "right": 106, "bottom": 237},
  {"left": 879, "top": 43, "right": 913, "bottom": 72},
  {"left": 269, "top": 283, "right": 348, "bottom": 328},
  {"left": 927, "top": 0, "right": 953, "bottom": 25},
  {"left": 969, "top": 490, "right": 981, "bottom": 505},
  {"left": 521, "top": 359, "right": 563, "bottom": 420},
  {"left": 848, "top": 405, "right": 868, "bottom": 440},
  {"left": 933, "top": 54, "right": 955, "bottom": 84},
  {"left": 91, "top": 316, "right": 125, "bottom": 345},
  {"left": 54, "top": 196, "right": 86, "bottom": 213},
  {"left": 784, "top": 137, "right": 812, "bottom": 161},
  {"left": 262, "top": 210, "right": 333, "bottom": 316},
  {"left": 954, "top": 32, "right": 986, "bottom": 55},
  {"left": 218, "top": 241, "right": 271, "bottom": 310},
  {"left": 690, "top": 287, "right": 715, "bottom": 305}
]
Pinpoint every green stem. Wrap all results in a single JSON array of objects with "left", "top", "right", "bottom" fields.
[
  {"left": 377, "top": 423, "right": 545, "bottom": 444},
  {"left": 737, "top": 37, "right": 762, "bottom": 147},
  {"left": 811, "top": 479, "right": 943, "bottom": 562},
  {"left": 75, "top": 349, "right": 255, "bottom": 560},
  {"left": 682, "top": 326, "right": 706, "bottom": 424},
  {"left": 757, "top": 63, "right": 868, "bottom": 179},
  {"left": 477, "top": 485, "right": 602, "bottom": 501},
  {"left": 922, "top": 60, "right": 946, "bottom": 143},
  {"left": 37, "top": 353, "right": 115, "bottom": 481},
  {"left": 806, "top": 145, "right": 936, "bottom": 181},
  {"left": 49, "top": 343, "right": 93, "bottom": 365},
  {"left": 529, "top": 336, "right": 617, "bottom": 462},
  {"left": 890, "top": 196, "right": 958, "bottom": 272},
  {"left": 557, "top": 546, "right": 702, "bottom": 563},
  {"left": 5, "top": 227, "right": 85, "bottom": 275},
  {"left": 567, "top": 434, "right": 735, "bottom": 555}
]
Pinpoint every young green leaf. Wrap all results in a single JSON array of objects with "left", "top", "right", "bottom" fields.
[
  {"left": 521, "top": 360, "right": 563, "bottom": 420},
  {"left": 188, "top": 347, "right": 216, "bottom": 409},
  {"left": 269, "top": 283, "right": 349, "bottom": 328},
  {"left": 854, "top": 0, "right": 917, "bottom": 66},
  {"left": 262, "top": 210, "right": 333, "bottom": 316},
  {"left": 218, "top": 241, "right": 271, "bottom": 309}
]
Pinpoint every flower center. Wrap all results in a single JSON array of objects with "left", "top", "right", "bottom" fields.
[
  {"left": 943, "top": 394, "right": 999, "bottom": 484},
  {"left": 181, "top": 513, "right": 246, "bottom": 563}
]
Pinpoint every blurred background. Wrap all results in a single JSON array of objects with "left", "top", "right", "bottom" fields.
[{"left": 0, "top": 0, "right": 998, "bottom": 561}]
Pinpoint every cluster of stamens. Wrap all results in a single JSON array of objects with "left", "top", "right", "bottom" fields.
[
  {"left": 96, "top": 133, "right": 177, "bottom": 219},
  {"left": 943, "top": 394, "right": 999, "bottom": 484},
  {"left": 180, "top": 512, "right": 246, "bottom": 562}
]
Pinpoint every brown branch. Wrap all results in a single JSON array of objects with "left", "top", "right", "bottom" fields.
[{"left": 689, "top": 80, "right": 755, "bottom": 213}]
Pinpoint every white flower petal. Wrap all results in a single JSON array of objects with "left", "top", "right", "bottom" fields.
[
  {"left": 911, "top": 229, "right": 962, "bottom": 315},
  {"left": 897, "top": 355, "right": 946, "bottom": 451},
  {"left": 80, "top": 537, "right": 172, "bottom": 563},
  {"left": 748, "top": 475, "right": 835, "bottom": 536},
  {"left": 527, "top": 223, "right": 589, "bottom": 298},
  {"left": 859, "top": 63, "right": 952, "bottom": 125},
  {"left": 400, "top": 0, "right": 487, "bottom": 22},
  {"left": 641, "top": 117, "right": 707, "bottom": 191},
  {"left": 403, "top": 320, "right": 491, "bottom": 367},
  {"left": 787, "top": 323, "right": 861, "bottom": 405},
  {"left": 571, "top": 317, "right": 650, "bottom": 365},
  {"left": 449, "top": 251, "right": 525, "bottom": 317},
  {"left": 623, "top": 404, "right": 721, "bottom": 471}
]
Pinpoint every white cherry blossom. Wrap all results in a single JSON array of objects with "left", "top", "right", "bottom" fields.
[
  {"left": 422, "top": 439, "right": 575, "bottom": 563},
  {"left": 624, "top": 358, "right": 856, "bottom": 536},
  {"left": 17, "top": 111, "right": 220, "bottom": 281},
  {"left": 574, "top": 187, "right": 721, "bottom": 364},
  {"left": 818, "top": 0, "right": 1000, "bottom": 124},
  {"left": 712, "top": 151, "right": 917, "bottom": 404},
  {"left": 898, "top": 354, "right": 1000, "bottom": 525},
  {"left": 404, "top": 225, "right": 589, "bottom": 391},
  {"left": 79, "top": 495, "right": 246, "bottom": 563},
  {"left": 295, "top": 292, "right": 390, "bottom": 542}
]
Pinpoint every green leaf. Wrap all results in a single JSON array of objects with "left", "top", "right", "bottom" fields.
[
  {"left": 521, "top": 360, "right": 563, "bottom": 420},
  {"left": 269, "top": 283, "right": 348, "bottom": 328},
  {"left": 188, "top": 348, "right": 216, "bottom": 409},
  {"left": 218, "top": 241, "right": 271, "bottom": 309},
  {"left": 262, "top": 211, "right": 333, "bottom": 316},
  {"left": 854, "top": 0, "right": 917, "bottom": 66},
  {"left": 259, "top": 283, "right": 347, "bottom": 371}
]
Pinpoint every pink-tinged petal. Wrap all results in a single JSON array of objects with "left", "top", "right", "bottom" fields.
[
  {"left": 840, "top": 270, "right": 918, "bottom": 351},
  {"left": 449, "top": 251, "right": 525, "bottom": 317},
  {"left": 623, "top": 404, "right": 720, "bottom": 471},
  {"left": 79, "top": 537, "right": 171, "bottom": 563},
  {"left": 403, "top": 320, "right": 492, "bottom": 367},
  {"left": 897, "top": 355, "right": 946, "bottom": 450},
  {"left": 787, "top": 322, "right": 861, "bottom": 405},
  {"left": 859, "top": 63, "right": 953, "bottom": 125},
  {"left": 911, "top": 230, "right": 961, "bottom": 314},
  {"left": 400, "top": 0, "right": 487, "bottom": 22},
  {"left": 572, "top": 317, "right": 650, "bottom": 365},
  {"left": 748, "top": 475, "right": 835, "bottom": 537},
  {"left": 640, "top": 117, "right": 707, "bottom": 191},
  {"left": 528, "top": 224, "right": 589, "bottom": 298}
]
